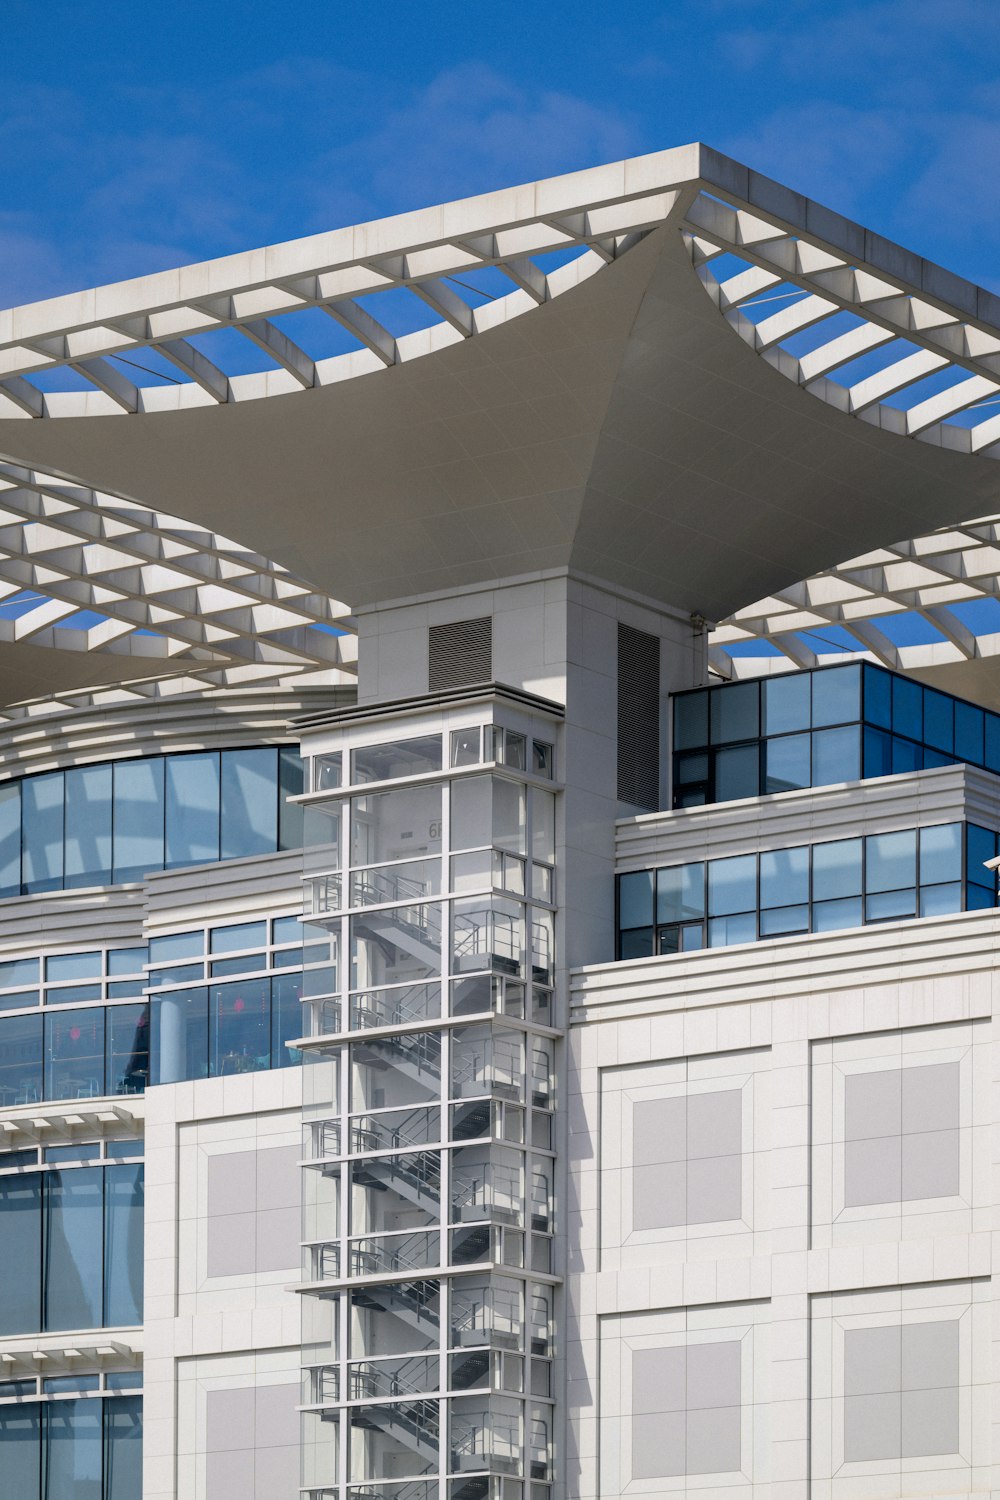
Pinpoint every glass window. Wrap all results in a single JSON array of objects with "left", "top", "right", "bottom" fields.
[
  {"left": 709, "top": 681, "right": 758, "bottom": 744},
  {"left": 658, "top": 923, "right": 704, "bottom": 954},
  {"left": 220, "top": 748, "right": 277, "bottom": 860},
  {"left": 530, "top": 787, "right": 555, "bottom": 864},
  {"left": 986, "top": 714, "right": 1000, "bottom": 775},
  {"left": 919, "top": 883, "right": 963, "bottom": 917},
  {"left": 311, "top": 751, "right": 342, "bottom": 791},
  {"left": 272, "top": 916, "right": 304, "bottom": 945},
  {"left": 209, "top": 978, "right": 270, "bottom": 1076},
  {"left": 351, "top": 782, "right": 443, "bottom": 866},
  {"left": 0, "top": 1173, "right": 41, "bottom": 1333},
  {"left": 351, "top": 735, "right": 442, "bottom": 784},
  {"left": 656, "top": 863, "right": 705, "bottom": 923},
  {"left": 764, "top": 733, "right": 810, "bottom": 793},
  {"left": 532, "top": 741, "right": 553, "bottom": 778},
  {"left": 892, "top": 674, "right": 922, "bottom": 740},
  {"left": 954, "top": 701, "right": 984, "bottom": 764},
  {"left": 112, "top": 758, "right": 164, "bottom": 884},
  {"left": 504, "top": 732, "right": 527, "bottom": 771},
  {"left": 863, "top": 728, "right": 893, "bottom": 779},
  {"left": 150, "top": 988, "right": 208, "bottom": 1085},
  {"left": 760, "top": 846, "right": 808, "bottom": 908},
  {"left": 210, "top": 921, "right": 267, "bottom": 954},
  {"left": 892, "top": 736, "right": 921, "bottom": 773},
  {"left": 675, "top": 752, "right": 708, "bottom": 786},
  {"left": 0, "top": 957, "right": 38, "bottom": 989},
  {"left": 0, "top": 1012, "right": 42, "bottom": 1106},
  {"left": 165, "top": 753, "right": 220, "bottom": 869},
  {"left": 0, "top": 1401, "right": 40, "bottom": 1500},
  {"left": 707, "top": 912, "right": 756, "bottom": 947},
  {"left": 759, "top": 904, "right": 808, "bottom": 936},
  {"left": 46, "top": 951, "right": 101, "bottom": 983},
  {"left": 967, "top": 823, "right": 997, "bottom": 889},
  {"left": 0, "top": 781, "right": 20, "bottom": 897},
  {"left": 812, "top": 896, "right": 863, "bottom": 932},
  {"left": 450, "top": 776, "right": 490, "bottom": 851},
  {"left": 45, "top": 1167, "right": 103, "bottom": 1330},
  {"left": 45, "top": 1396, "right": 102, "bottom": 1500},
  {"left": 107, "top": 1004, "right": 149, "bottom": 1097},
  {"left": 277, "top": 748, "right": 305, "bottom": 851},
  {"left": 866, "top": 829, "right": 917, "bottom": 893},
  {"left": 763, "top": 673, "right": 811, "bottom": 735},
  {"left": 919, "top": 823, "right": 962, "bottom": 886},
  {"left": 673, "top": 690, "right": 708, "bottom": 751},
  {"left": 708, "top": 854, "right": 756, "bottom": 916},
  {"left": 22, "top": 772, "right": 64, "bottom": 893},
  {"left": 107, "top": 947, "right": 146, "bottom": 976},
  {"left": 865, "top": 888, "right": 917, "bottom": 921},
  {"left": 714, "top": 744, "right": 759, "bottom": 801},
  {"left": 105, "top": 1394, "right": 143, "bottom": 1500},
  {"left": 63, "top": 764, "right": 112, "bottom": 888},
  {"left": 148, "top": 931, "right": 202, "bottom": 964},
  {"left": 967, "top": 883, "right": 996, "bottom": 911},
  {"left": 812, "top": 726, "right": 860, "bottom": 786},
  {"left": 451, "top": 728, "right": 481, "bottom": 767},
  {"left": 493, "top": 779, "right": 527, "bottom": 855},
  {"left": 922, "top": 689, "right": 954, "bottom": 754},
  {"left": 272, "top": 972, "right": 304, "bottom": 1068},
  {"left": 812, "top": 664, "right": 860, "bottom": 727},
  {"left": 104, "top": 1164, "right": 143, "bottom": 1328},
  {"left": 45, "top": 1143, "right": 100, "bottom": 1164},
  {"left": 619, "top": 928, "right": 653, "bottom": 960},
  {"left": 863, "top": 664, "right": 892, "bottom": 730},
  {"left": 618, "top": 871, "right": 653, "bottom": 930},
  {"left": 45, "top": 1009, "right": 105, "bottom": 1101},
  {"left": 812, "top": 838, "right": 862, "bottom": 900}
]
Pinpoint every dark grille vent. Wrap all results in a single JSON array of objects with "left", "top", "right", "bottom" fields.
[
  {"left": 428, "top": 617, "right": 493, "bottom": 692},
  {"left": 617, "top": 623, "right": 660, "bottom": 809}
]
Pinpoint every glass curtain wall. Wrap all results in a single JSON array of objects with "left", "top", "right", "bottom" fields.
[
  {"left": 617, "top": 821, "right": 1000, "bottom": 958},
  {"left": 0, "top": 1389, "right": 141, "bottom": 1500},
  {"left": 299, "top": 720, "right": 558, "bottom": 1500}
]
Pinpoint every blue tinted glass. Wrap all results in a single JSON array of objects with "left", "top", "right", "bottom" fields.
[
  {"left": 812, "top": 726, "right": 860, "bottom": 786},
  {"left": 107, "top": 1004, "right": 149, "bottom": 1096},
  {"left": 22, "top": 773, "right": 64, "bottom": 893},
  {"left": 966, "top": 883, "right": 996, "bottom": 911},
  {"left": 105, "top": 1139, "right": 143, "bottom": 1160},
  {"left": 812, "top": 839, "right": 862, "bottom": 900},
  {"left": 759, "top": 904, "right": 808, "bottom": 936},
  {"left": 709, "top": 682, "right": 759, "bottom": 744},
  {"left": 760, "top": 846, "right": 808, "bottom": 908},
  {"left": 863, "top": 728, "right": 893, "bottom": 779},
  {"left": 272, "top": 972, "right": 304, "bottom": 1068},
  {"left": 618, "top": 871, "right": 654, "bottom": 929},
  {"left": 45, "top": 984, "right": 100, "bottom": 1004},
  {"left": 673, "top": 690, "right": 709, "bottom": 750},
  {"left": 112, "top": 758, "right": 164, "bottom": 884},
  {"left": 675, "top": 752, "right": 708, "bottom": 785},
  {"left": 0, "top": 1013, "right": 42, "bottom": 1107},
  {"left": 148, "top": 932, "right": 202, "bottom": 963},
  {"left": 892, "top": 736, "right": 921, "bottom": 773},
  {"left": 954, "top": 701, "right": 985, "bottom": 764},
  {"left": 0, "top": 1401, "right": 40, "bottom": 1500},
  {"left": 676, "top": 789, "right": 706, "bottom": 808},
  {"left": 44, "top": 1143, "right": 100, "bottom": 1163},
  {"left": 708, "top": 854, "right": 756, "bottom": 916},
  {"left": 211, "top": 955, "right": 265, "bottom": 978},
  {"left": 273, "top": 916, "right": 303, "bottom": 944},
  {"left": 0, "top": 957, "right": 38, "bottom": 989},
  {"left": 923, "top": 689, "right": 954, "bottom": 753},
  {"left": 812, "top": 896, "right": 863, "bottom": 933},
  {"left": 966, "top": 823, "right": 997, "bottom": 887},
  {"left": 43, "top": 1375, "right": 100, "bottom": 1392},
  {"left": 0, "top": 1174, "right": 41, "bottom": 1333},
  {"left": 221, "top": 748, "right": 277, "bottom": 860},
  {"left": 165, "top": 754, "right": 220, "bottom": 869},
  {"left": 0, "top": 990, "right": 38, "bottom": 1012},
  {"left": 892, "top": 675, "right": 922, "bottom": 739},
  {"left": 764, "top": 733, "right": 810, "bottom": 793},
  {"left": 147, "top": 964, "right": 202, "bottom": 988},
  {"left": 108, "top": 984, "right": 143, "bottom": 1002},
  {"left": 919, "top": 823, "right": 962, "bottom": 885},
  {"left": 150, "top": 988, "right": 208, "bottom": 1085},
  {"left": 45, "top": 951, "right": 101, "bottom": 982},
  {"left": 863, "top": 664, "right": 892, "bottom": 729},
  {"left": 209, "top": 978, "right": 270, "bottom": 1076},
  {"left": 922, "top": 748, "right": 953, "bottom": 768},
  {"left": 657, "top": 863, "right": 705, "bottom": 922},
  {"left": 707, "top": 912, "right": 756, "bottom": 947},
  {"left": 63, "top": 764, "right": 112, "bottom": 889},
  {"left": 0, "top": 783, "right": 20, "bottom": 896},
  {"left": 714, "top": 744, "right": 759, "bottom": 801},
  {"left": 45, "top": 1397, "right": 102, "bottom": 1500},
  {"left": 919, "top": 883, "right": 963, "bottom": 917},
  {"left": 763, "top": 674, "right": 810, "bottom": 735},
  {"left": 812, "top": 665, "right": 860, "bottom": 727},
  {"left": 105, "top": 1164, "right": 143, "bottom": 1327},
  {"left": 866, "top": 888, "right": 917, "bottom": 921},
  {"left": 44, "top": 1009, "right": 104, "bottom": 1101},
  {"left": 210, "top": 921, "right": 267, "bottom": 954},
  {"left": 866, "top": 830, "right": 917, "bottom": 892},
  {"left": 105, "top": 1372, "right": 143, "bottom": 1390},
  {"left": 45, "top": 1168, "right": 103, "bottom": 1330},
  {"left": 986, "top": 714, "right": 1000, "bottom": 774},
  {"left": 619, "top": 928, "right": 654, "bottom": 960},
  {"left": 105, "top": 1393, "right": 143, "bottom": 1500},
  {"left": 278, "top": 749, "right": 305, "bottom": 852},
  {"left": 107, "top": 947, "right": 146, "bottom": 976}
]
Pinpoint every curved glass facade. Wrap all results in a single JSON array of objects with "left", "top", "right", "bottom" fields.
[{"left": 0, "top": 745, "right": 304, "bottom": 896}]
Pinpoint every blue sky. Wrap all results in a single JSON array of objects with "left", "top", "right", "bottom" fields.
[{"left": 3, "top": 0, "right": 1000, "bottom": 307}]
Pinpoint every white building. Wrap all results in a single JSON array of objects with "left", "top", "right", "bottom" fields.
[{"left": 0, "top": 142, "right": 998, "bottom": 1500}]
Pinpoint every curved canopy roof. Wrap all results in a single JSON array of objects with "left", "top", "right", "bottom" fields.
[{"left": 0, "top": 143, "right": 998, "bottom": 708}]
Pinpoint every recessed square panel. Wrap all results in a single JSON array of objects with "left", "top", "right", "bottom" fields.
[
  {"left": 844, "top": 1325, "right": 900, "bottom": 1397},
  {"left": 844, "top": 1069, "right": 900, "bottom": 1140},
  {"left": 901, "top": 1320, "right": 959, "bottom": 1391},
  {"left": 901, "top": 1129, "right": 959, "bottom": 1201},
  {"left": 686, "top": 1340, "right": 741, "bottom": 1410},
  {"left": 844, "top": 1391, "right": 900, "bottom": 1462},
  {"left": 686, "top": 1154, "right": 742, "bottom": 1225},
  {"left": 901, "top": 1386, "right": 959, "bottom": 1458},
  {"left": 632, "top": 1346, "right": 686, "bottom": 1413},
  {"left": 632, "top": 1411, "right": 685, "bottom": 1478},
  {"left": 632, "top": 1161, "right": 687, "bottom": 1229},
  {"left": 685, "top": 1405, "right": 741, "bottom": 1474},
  {"left": 686, "top": 1088, "right": 741, "bottom": 1160},
  {"left": 632, "top": 1096, "right": 686, "bottom": 1165},
  {"left": 844, "top": 1134, "right": 901, "bottom": 1207},
  {"left": 901, "top": 1061, "right": 959, "bottom": 1134}
]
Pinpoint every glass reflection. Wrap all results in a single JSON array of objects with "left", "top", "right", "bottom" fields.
[
  {"left": 209, "top": 977, "right": 270, "bottom": 1075},
  {"left": 45, "top": 1167, "right": 104, "bottom": 1331},
  {"left": 44, "top": 1009, "right": 105, "bottom": 1100}
]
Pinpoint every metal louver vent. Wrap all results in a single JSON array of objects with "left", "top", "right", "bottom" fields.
[
  {"left": 428, "top": 617, "right": 493, "bottom": 692},
  {"left": 617, "top": 623, "right": 660, "bottom": 810}
]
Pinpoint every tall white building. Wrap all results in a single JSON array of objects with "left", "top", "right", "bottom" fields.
[{"left": 0, "top": 143, "right": 999, "bottom": 1500}]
